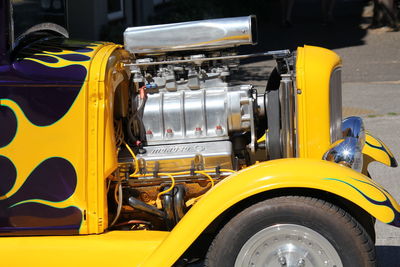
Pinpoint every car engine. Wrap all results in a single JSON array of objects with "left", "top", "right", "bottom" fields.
[{"left": 109, "top": 16, "right": 295, "bottom": 230}]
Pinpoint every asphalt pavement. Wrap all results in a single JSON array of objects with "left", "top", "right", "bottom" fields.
[
  {"left": 235, "top": 1, "right": 400, "bottom": 265},
  {"left": 339, "top": 28, "right": 400, "bottom": 264}
]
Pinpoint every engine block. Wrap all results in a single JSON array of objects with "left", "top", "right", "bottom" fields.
[{"left": 122, "top": 16, "right": 266, "bottom": 174}]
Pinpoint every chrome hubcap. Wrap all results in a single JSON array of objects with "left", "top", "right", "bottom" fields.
[{"left": 234, "top": 224, "right": 343, "bottom": 267}]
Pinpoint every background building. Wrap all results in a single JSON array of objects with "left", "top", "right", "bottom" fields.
[{"left": 67, "top": 0, "right": 162, "bottom": 43}]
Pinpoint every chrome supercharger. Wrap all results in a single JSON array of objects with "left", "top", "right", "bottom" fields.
[{"left": 121, "top": 16, "right": 293, "bottom": 173}]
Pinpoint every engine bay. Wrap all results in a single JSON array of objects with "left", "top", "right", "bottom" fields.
[{"left": 107, "top": 16, "right": 295, "bottom": 230}]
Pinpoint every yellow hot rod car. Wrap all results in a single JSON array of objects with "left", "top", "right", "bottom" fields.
[{"left": 0, "top": 1, "right": 398, "bottom": 266}]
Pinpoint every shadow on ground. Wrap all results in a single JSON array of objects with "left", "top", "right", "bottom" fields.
[
  {"left": 148, "top": 0, "right": 373, "bottom": 85},
  {"left": 241, "top": 0, "right": 369, "bottom": 55},
  {"left": 376, "top": 246, "right": 400, "bottom": 267},
  {"left": 233, "top": 0, "right": 372, "bottom": 84}
]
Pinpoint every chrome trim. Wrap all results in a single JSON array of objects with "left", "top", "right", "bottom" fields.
[
  {"left": 323, "top": 116, "right": 365, "bottom": 172},
  {"left": 329, "top": 68, "right": 342, "bottom": 143},
  {"left": 280, "top": 74, "right": 295, "bottom": 158},
  {"left": 124, "top": 16, "right": 257, "bottom": 54}
]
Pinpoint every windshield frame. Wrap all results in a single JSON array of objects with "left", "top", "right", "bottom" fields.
[{"left": 10, "top": 0, "right": 69, "bottom": 49}]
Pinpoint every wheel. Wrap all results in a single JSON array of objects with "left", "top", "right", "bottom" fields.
[{"left": 205, "top": 196, "right": 376, "bottom": 267}]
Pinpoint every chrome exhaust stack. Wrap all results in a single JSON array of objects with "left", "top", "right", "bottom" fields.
[{"left": 124, "top": 16, "right": 257, "bottom": 54}]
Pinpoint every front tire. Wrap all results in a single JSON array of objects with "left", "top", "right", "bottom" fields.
[{"left": 205, "top": 196, "right": 376, "bottom": 267}]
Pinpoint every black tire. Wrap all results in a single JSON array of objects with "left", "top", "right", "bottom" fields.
[{"left": 205, "top": 196, "right": 376, "bottom": 267}]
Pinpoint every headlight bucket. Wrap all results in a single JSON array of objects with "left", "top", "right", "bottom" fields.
[{"left": 324, "top": 116, "right": 365, "bottom": 172}]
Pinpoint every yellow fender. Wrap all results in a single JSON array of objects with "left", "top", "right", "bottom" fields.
[
  {"left": 363, "top": 132, "right": 398, "bottom": 167},
  {"left": 142, "top": 158, "right": 400, "bottom": 267}
]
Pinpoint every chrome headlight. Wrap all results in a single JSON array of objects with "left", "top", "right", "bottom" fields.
[
  {"left": 324, "top": 138, "right": 363, "bottom": 172},
  {"left": 329, "top": 68, "right": 343, "bottom": 143},
  {"left": 324, "top": 116, "right": 365, "bottom": 172}
]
